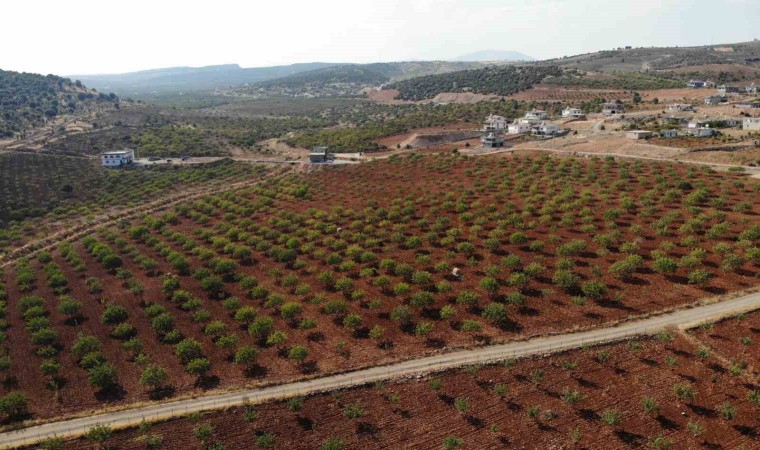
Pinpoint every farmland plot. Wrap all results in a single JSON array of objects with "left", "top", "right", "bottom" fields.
[
  {"left": 1, "top": 153, "right": 759, "bottom": 421},
  {"left": 56, "top": 333, "right": 760, "bottom": 449}
]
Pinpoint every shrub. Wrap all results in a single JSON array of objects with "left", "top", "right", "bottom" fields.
[
  {"left": 102, "top": 305, "right": 128, "bottom": 324},
  {"left": 687, "top": 269, "right": 712, "bottom": 286},
  {"left": 88, "top": 363, "right": 118, "bottom": 390},
  {"left": 600, "top": 409, "right": 621, "bottom": 426},
  {"left": 175, "top": 339, "right": 203, "bottom": 363},
  {"left": 140, "top": 364, "right": 168, "bottom": 389},
  {"left": 552, "top": 270, "right": 579, "bottom": 291},
  {"left": 581, "top": 280, "right": 607, "bottom": 300},
  {"left": 482, "top": 302, "right": 508, "bottom": 325}
]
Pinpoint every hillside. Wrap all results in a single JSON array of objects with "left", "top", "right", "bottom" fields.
[
  {"left": 227, "top": 61, "right": 490, "bottom": 98},
  {"left": 0, "top": 69, "right": 116, "bottom": 138},
  {"left": 71, "top": 63, "right": 341, "bottom": 96},
  {"left": 387, "top": 64, "right": 562, "bottom": 101},
  {"left": 543, "top": 40, "right": 760, "bottom": 72}
]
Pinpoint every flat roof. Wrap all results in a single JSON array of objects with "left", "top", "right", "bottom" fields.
[{"left": 101, "top": 150, "right": 132, "bottom": 155}]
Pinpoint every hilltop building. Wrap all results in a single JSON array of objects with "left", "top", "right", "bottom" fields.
[
  {"left": 507, "top": 121, "right": 532, "bottom": 134},
  {"left": 626, "top": 130, "right": 653, "bottom": 140},
  {"left": 524, "top": 110, "right": 548, "bottom": 122},
  {"left": 309, "top": 147, "right": 334, "bottom": 163},
  {"left": 665, "top": 103, "right": 694, "bottom": 112},
  {"left": 717, "top": 85, "right": 740, "bottom": 96},
  {"left": 687, "top": 80, "right": 705, "bottom": 88},
  {"left": 100, "top": 150, "right": 134, "bottom": 168},
  {"left": 704, "top": 95, "right": 726, "bottom": 105}
]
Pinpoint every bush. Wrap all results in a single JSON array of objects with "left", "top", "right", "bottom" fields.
[
  {"left": 581, "top": 280, "right": 607, "bottom": 300},
  {"left": 140, "top": 364, "right": 168, "bottom": 389},
  {"left": 102, "top": 305, "right": 128, "bottom": 324},
  {"left": 88, "top": 363, "right": 118, "bottom": 390},
  {"left": 175, "top": 339, "right": 203, "bottom": 363},
  {"left": 0, "top": 392, "right": 28, "bottom": 419},
  {"left": 552, "top": 270, "right": 579, "bottom": 291},
  {"left": 482, "top": 302, "right": 508, "bottom": 325}
]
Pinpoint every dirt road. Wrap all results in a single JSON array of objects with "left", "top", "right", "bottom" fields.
[{"left": 2, "top": 290, "right": 758, "bottom": 448}]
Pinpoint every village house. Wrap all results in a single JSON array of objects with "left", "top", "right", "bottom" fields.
[
  {"left": 746, "top": 83, "right": 759, "bottom": 94},
  {"left": 688, "top": 120, "right": 710, "bottom": 129},
  {"left": 507, "top": 121, "right": 532, "bottom": 134},
  {"left": 481, "top": 132, "right": 506, "bottom": 148},
  {"left": 744, "top": 117, "right": 760, "bottom": 131},
  {"left": 665, "top": 103, "right": 694, "bottom": 112},
  {"left": 686, "top": 127, "right": 716, "bottom": 137},
  {"left": 483, "top": 114, "right": 508, "bottom": 131},
  {"left": 602, "top": 102, "right": 625, "bottom": 115},
  {"left": 100, "top": 150, "right": 134, "bottom": 168},
  {"left": 561, "top": 107, "right": 585, "bottom": 119},
  {"left": 704, "top": 95, "right": 726, "bottom": 105},
  {"left": 717, "top": 85, "right": 740, "bottom": 96},
  {"left": 534, "top": 122, "right": 561, "bottom": 136},
  {"left": 660, "top": 129, "right": 678, "bottom": 138},
  {"left": 687, "top": 79, "right": 705, "bottom": 88},
  {"left": 309, "top": 146, "right": 334, "bottom": 163},
  {"left": 625, "top": 130, "right": 653, "bottom": 140},
  {"left": 524, "top": 109, "right": 548, "bottom": 122}
]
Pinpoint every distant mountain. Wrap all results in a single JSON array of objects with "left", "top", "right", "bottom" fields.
[
  {"left": 70, "top": 62, "right": 342, "bottom": 96},
  {"left": 455, "top": 50, "right": 535, "bottom": 62}
]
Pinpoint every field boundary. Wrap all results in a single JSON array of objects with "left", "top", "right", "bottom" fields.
[{"left": 1, "top": 289, "right": 758, "bottom": 448}]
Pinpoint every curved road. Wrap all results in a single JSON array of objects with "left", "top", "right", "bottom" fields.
[{"left": 2, "top": 290, "right": 758, "bottom": 448}]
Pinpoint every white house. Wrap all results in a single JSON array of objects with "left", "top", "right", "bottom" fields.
[
  {"left": 483, "top": 114, "right": 509, "bottom": 131},
  {"left": 524, "top": 109, "right": 548, "bottom": 122},
  {"left": 481, "top": 132, "right": 506, "bottom": 148},
  {"left": 507, "top": 122, "right": 532, "bottom": 134},
  {"left": 743, "top": 118, "right": 760, "bottom": 131},
  {"left": 561, "top": 108, "right": 585, "bottom": 118},
  {"left": 660, "top": 129, "right": 678, "bottom": 138},
  {"left": 602, "top": 102, "right": 625, "bottom": 115},
  {"left": 100, "top": 150, "right": 134, "bottom": 167},
  {"left": 686, "top": 127, "right": 716, "bottom": 137},
  {"left": 535, "top": 122, "right": 561, "bottom": 135},
  {"left": 687, "top": 80, "right": 705, "bottom": 88},
  {"left": 625, "top": 130, "right": 653, "bottom": 140},
  {"left": 688, "top": 120, "right": 710, "bottom": 129},
  {"left": 665, "top": 103, "right": 694, "bottom": 112}
]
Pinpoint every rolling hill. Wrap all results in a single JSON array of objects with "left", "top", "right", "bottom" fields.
[
  {"left": 70, "top": 63, "right": 342, "bottom": 96},
  {"left": 543, "top": 40, "right": 760, "bottom": 72},
  {"left": 0, "top": 69, "right": 116, "bottom": 138}
]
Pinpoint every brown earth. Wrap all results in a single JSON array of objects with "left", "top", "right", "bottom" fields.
[
  {"left": 57, "top": 332, "right": 760, "bottom": 449},
  {"left": 4, "top": 154, "right": 759, "bottom": 421}
]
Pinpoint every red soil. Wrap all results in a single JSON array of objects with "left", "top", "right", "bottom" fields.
[
  {"left": 59, "top": 334, "right": 760, "bottom": 449},
  {"left": 4, "top": 154, "right": 759, "bottom": 420},
  {"left": 691, "top": 311, "right": 760, "bottom": 376}
]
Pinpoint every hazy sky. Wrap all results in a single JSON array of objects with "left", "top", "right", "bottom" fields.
[{"left": 2, "top": 0, "right": 758, "bottom": 76}]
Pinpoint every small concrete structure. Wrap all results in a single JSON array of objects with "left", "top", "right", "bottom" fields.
[
  {"left": 660, "top": 129, "right": 678, "bottom": 138},
  {"left": 481, "top": 132, "right": 506, "bottom": 148},
  {"left": 507, "top": 121, "right": 532, "bottom": 134},
  {"left": 626, "top": 130, "right": 653, "bottom": 140},
  {"left": 100, "top": 150, "right": 134, "bottom": 167},
  {"left": 717, "top": 85, "right": 740, "bottom": 96},
  {"left": 745, "top": 83, "right": 759, "bottom": 94},
  {"left": 309, "top": 146, "right": 334, "bottom": 163},
  {"left": 704, "top": 95, "right": 726, "bottom": 105},
  {"left": 743, "top": 117, "right": 760, "bottom": 131},
  {"left": 688, "top": 120, "right": 710, "bottom": 129},
  {"left": 602, "top": 102, "right": 625, "bottom": 115},
  {"left": 483, "top": 114, "right": 509, "bottom": 131},
  {"left": 665, "top": 103, "right": 694, "bottom": 112},
  {"left": 561, "top": 107, "right": 585, "bottom": 119}
]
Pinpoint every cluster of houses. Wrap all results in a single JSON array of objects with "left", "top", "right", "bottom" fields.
[
  {"left": 483, "top": 109, "right": 562, "bottom": 145},
  {"left": 626, "top": 116, "right": 760, "bottom": 140}
]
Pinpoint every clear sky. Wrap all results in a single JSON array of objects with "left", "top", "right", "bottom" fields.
[{"left": 2, "top": 0, "right": 758, "bottom": 76}]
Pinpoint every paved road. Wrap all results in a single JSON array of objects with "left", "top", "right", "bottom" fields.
[{"left": 2, "top": 290, "right": 758, "bottom": 448}]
